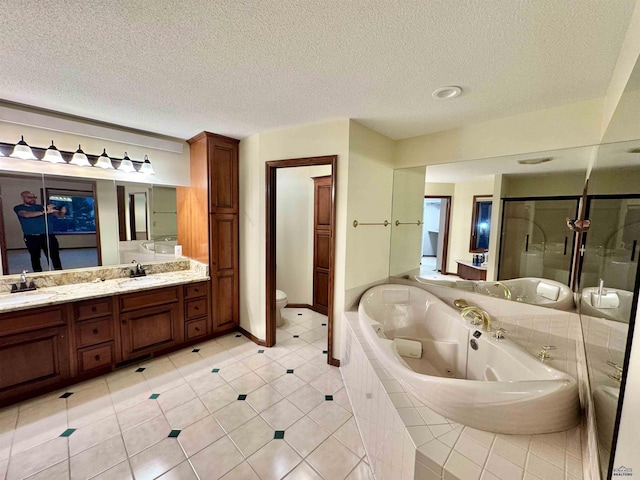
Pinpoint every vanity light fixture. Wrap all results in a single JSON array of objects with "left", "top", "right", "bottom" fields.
[
  {"left": 42, "top": 140, "right": 66, "bottom": 164},
  {"left": 517, "top": 157, "right": 553, "bottom": 165},
  {"left": 70, "top": 144, "right": 91, "bottom": 166},
  {"left": 117, "top": 152, "right": 136, "bottom": 173},
  {"left": 94, "top": 148, "right": 114, "bottom": 169},
  {"left": 139, "top": 155, "right": 155, "bottom": 174},
  {"left": 432, "top": 86, "right": 463, "bottom": 99},
  {"left": 10, "top": 136, "right": 37, "bottom": 160}
]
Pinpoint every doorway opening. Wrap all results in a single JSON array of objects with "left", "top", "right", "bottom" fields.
[
  {"left": 266, "top": 155, "right": 337, "bottom": 366},
  {"left": 421, "top": 196, "right": 451, "bottom": 276}
]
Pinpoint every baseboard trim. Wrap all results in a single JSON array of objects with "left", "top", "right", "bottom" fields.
[
  {"left": 285, "top": 303, "right": 313, "bottom": 309},
  {"left": 238, "top": 327, "right": 267, "bottom": 346},
  {"left": 329, "top": 357, "right": 340, "bottom": 367}
]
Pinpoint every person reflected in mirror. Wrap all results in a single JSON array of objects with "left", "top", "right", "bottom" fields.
[{"left": 13, "top": 191, "right": 66, "bottom": 272}]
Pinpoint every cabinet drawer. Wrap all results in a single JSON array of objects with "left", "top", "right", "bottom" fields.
[
  {"left": 76, "top": 317, "right": 114, "bottom": 348},
  {"left": 78, "top": 343, "right": 114, "bottom": 372},
  {"left": 119, "top": 287, "right": 180, "bottom": 312},
  {"left": 0, "top": 306, "right": 65, "bottom": 337},
  {"left": 185, "top": 318, "right": 207, "bottom": 340},
  {"left": 185, "top": 298, "right": 207, "bottom": 320},
  {"left": 75, "top": 298, "right": 112, "bottom": 322},
  {"left": 185, "top": 283, "right": 207, "bottom": 299}
]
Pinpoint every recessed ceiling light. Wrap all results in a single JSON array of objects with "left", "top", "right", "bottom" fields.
[
  {"left": 432, "top": 86, "right": 462, "bottom": 99},
  {"left": 517, "top": 157, "right": 553, "bottom": 165}
]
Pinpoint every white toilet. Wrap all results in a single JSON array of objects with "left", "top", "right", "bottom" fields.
[{"left": 275, "top": 289, "right": 288, "bottom": 327}]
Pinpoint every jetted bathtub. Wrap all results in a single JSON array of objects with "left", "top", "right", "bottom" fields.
[{"left": 358, "top": 284, "right": 580, "bottom": 434}]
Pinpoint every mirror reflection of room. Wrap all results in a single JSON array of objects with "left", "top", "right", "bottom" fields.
[{"left": 1, "top": 173, "right": 102, "bottom": 274}]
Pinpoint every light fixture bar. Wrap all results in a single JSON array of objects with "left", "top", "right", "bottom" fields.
[{"left": 10, "top": 135, "right": 37, "bottom": 160}]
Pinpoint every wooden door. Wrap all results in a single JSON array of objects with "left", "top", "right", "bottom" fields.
[
  {"left": 210, "top": 214, "right": 239, "bottom": 332},
  {"left": 120, "top": 303, "right": 179, "bottom": 360},
  {"left": 0, "top": 325, "right": 70, "bottom": 405},
  {"left": 313, "top": 176, "right": 332, "bottom": 314}
]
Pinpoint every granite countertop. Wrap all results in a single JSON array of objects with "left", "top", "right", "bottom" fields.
[
  {"left": 455, "top": 259, "right": 488, "bottom": 270},
  {"left": 0, "top": 269, "right": 209, "bottom": 314}
]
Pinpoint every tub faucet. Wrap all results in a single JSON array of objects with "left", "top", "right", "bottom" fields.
[
  {"left": 493, "top": 282, "right": 512, "bottom": 300},
  {"left": 460, "top": 306, "right": 491, "bottom": 332}
]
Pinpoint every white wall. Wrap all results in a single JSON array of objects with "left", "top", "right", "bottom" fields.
[
  {"left": 447, "top": 177, "right": 495, "bottom": 273},
  {"left": 422, "top": 200, "right": 441, "bottom": 256},
  {"left": 95, "top": 180, "right": 119, "bottom": 266},
  {"left": 276, "top": 165, "right": 331, "bottom": 305}
]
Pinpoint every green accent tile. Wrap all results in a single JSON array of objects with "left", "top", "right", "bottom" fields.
[
  {"left": 258, "top": 349, "right": 265, "bottom": 353},
  {"left": 325, "top": 395, "right": 333, "bottom": 401},
  {"left": 59, "top": 392, "right": 73, "bottom": 399},
  {"left": 235, "top": 334, "right": 242, "bottom": 338},
  {"left": 192, "top": 348, "right": 200, "bottom": 353},
  {"left": 60, "top": 428, "right": 76, "bottom": 437},
  {"left": 149, "top": 394, "right": 160, "bottom": 400},
  {"left": 211, "top": 368, "right": 220, "bottom": 373},
  {"left": 168, "top": 430, "right": 181, "bottom": 438},
  {"left": 323, "top": 350, "right": 328, "bottom": 354},
  {"left": 274, "top": 430, "right": 285, "bottom": 439},
  {"left": 293, "top": 335, "right": 299, "bottom": 338},
  {"left": 135, "top": 367, "right": 145, "bottom": 372},
  {"left": 286, "top": 369, "right": 294, "bottom": 374},
  {"left": 322, "top": 323, "right": 327, "bottom": 326},
  {"left": 237, "top": 394, "right": 247, "bottom": 400},
  {"left": 297, "top": 313, "right": 302, "bottom": 316}
]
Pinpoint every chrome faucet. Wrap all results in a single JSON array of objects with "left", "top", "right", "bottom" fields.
[
  {"left": 460, "top": 305, "right": 492, "bottom": 332},
  {"left": 493, "top": 282, "right": 512, "bottom": 300},
  {"left": 595, "top": 278, "right": 606, "bottom": 307},
  {"left": 607, "top": 360, "right": 623, "bottom": 382},
  {"left": 20, "top": 270, "right": 27, "bottom": 284},
  {"left": 10, "top": 270, "right": 37, "bottom": 293}
]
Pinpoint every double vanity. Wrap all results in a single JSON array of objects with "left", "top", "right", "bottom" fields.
[{"left": 0, "top": 260, "right": 220, "bottom": 407}]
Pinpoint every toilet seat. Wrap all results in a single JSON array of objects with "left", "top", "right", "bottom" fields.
[{"left": 276, "top": 290, "right": 287, "bottom": 301}]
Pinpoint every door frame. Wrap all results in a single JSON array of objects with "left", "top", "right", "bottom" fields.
[
  {"left": 424, "top": 195, "right": 452, "bottom": 274},
  {"left": 265, "top": 155, "right": 338, "bottom": 366}
]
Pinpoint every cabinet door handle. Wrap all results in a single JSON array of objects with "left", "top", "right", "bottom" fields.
[
  {"left": 121, "top": 320, "right": 127, "bottom": 325},
  {"left": 94, "top": 354, "right": 101, "bottom": 361},
  {"left": 194, "top": 306, "right": 199, "bottom": 311},
  {"left": 91, "top": 306, "right": 97, "bottom": 313},
  {"left": 93, "top": 329, "right": 99, "bottom": 335},
  {"left": 195, "top": 327, "right": 200, "bottom": 332}
]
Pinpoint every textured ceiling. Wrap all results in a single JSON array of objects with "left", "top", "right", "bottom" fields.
[{"left": 0, "top": 0, "right": 636, "bottom": 141}]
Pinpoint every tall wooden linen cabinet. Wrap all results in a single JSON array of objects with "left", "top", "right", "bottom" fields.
[{"left": 177, "top": 132, "right": 239, "bottom": 335}]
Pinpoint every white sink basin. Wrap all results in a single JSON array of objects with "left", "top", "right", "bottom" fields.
[
  {"left": 118, "top": 276, "right": 166, "bottom": 288},
  {"left": 0, "top": 292, "right": 57, "bottom": 306}
]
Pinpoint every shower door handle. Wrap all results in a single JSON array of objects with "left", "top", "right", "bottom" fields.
[
  {"left": 563, "top": 237, "right": 568, "bottom": 255},
  {"left": 525, "top": 234, "right": 529, "bottom": 252},
  {"left": 632, "top": 240, "right": 637, "bottom": 262}
]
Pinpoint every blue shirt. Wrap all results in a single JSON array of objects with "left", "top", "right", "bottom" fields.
[{"left": 14, "top": 204, "right": 48, "bottom": 235}]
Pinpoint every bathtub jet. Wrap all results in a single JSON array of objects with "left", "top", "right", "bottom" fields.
[{"left": 358, "top": 284, "right": 580, "bottom": 434}]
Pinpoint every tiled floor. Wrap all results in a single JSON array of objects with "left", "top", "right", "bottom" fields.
[
  {"left": 0, "top": 309, "right": 372, "bottom": 480},
  {"left": 419, "top": 257, "right": 459, "bottom": 280}
]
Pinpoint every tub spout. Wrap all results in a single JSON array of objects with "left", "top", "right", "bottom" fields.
[
  {"left": 460, "top": 306, "right": 492, "bottom": 332},
  {"left": 493, "top": 282, "right": 512, "bottom": 300}
]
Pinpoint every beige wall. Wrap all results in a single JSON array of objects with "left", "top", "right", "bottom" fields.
[
  {"left": 239, "top": 119, "right": 351, "bottom": 352},
  {"left": 0, "top": 118, "right": 190, "bottom": 186},
  {"left": 447, "top": 177, "right": 495, "bottom": 273},
  {"left": 389, "top": 167, "right": 426, "bottom": 276},
  {"left": 502, "top": 171, "right": 587, "bottom": 198},
  {"left": 345, "top": 121, "right": 395, "bottom": 291},
  {"left": 424, "top": 182, "right": 454, "bottom": 197},
  {"left": 395, "top": 98, "right": 604, "bottom": 168},
  {"left": 276, "top": 165, "right": 332, "bottom": 305}
]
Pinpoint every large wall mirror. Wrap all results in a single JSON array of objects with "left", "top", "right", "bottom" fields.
[
  {"left": 0, "top": 172, "right": 177, "bottom": 275},
  {"left": 388, "top": 139, "right": 640, "bottom": 478}
]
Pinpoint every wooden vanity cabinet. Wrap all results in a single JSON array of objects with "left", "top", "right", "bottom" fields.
[
  {"left": 184, "top": 281, "right": 210, "bottom": 341},
  {"left": 71, "top": 297, "right": 118, "bottom": 375},
  {"left": 119, "top": 286, "right": 183, "bottom": 360},
  {"left": 0, "top": 305, "right": 70, "bottom": 405},
  {"left": 178, "top": 132, "right": 240, "bottom": 334}
]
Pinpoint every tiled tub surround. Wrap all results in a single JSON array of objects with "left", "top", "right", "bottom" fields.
[
  {"left": 357, "top": 284, "right": 580, "bottom": 435},
  {"left": 0, "top": 308, "right": 372, "bottom": 480},
  {"left": 342, "top": 312, "right": 584, "bottom": 480},
  {"left": 0, "top": 259, "right": 208, "bottom": 313}
]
